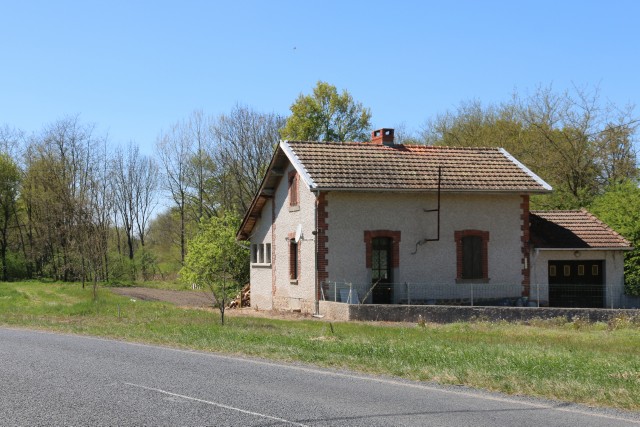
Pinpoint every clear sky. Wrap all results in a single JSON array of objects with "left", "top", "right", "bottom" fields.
[{"left": 1, "top": 0, "right": 639, "bottom": 154}]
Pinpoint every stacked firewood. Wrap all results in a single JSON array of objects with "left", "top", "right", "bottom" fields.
[{"left": 228, "top": 283, "right": 250, "bottom": 309}]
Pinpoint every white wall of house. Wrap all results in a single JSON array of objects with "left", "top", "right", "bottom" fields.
[
  {"left": 248, "top": 198, "right": 274, "bottom": 310},
  {"left": 325, "top": 192, "right": 525, "bottom": 303},
  {"left": 249, "top": 163, "right": 317, "bottom": 312},
  {"left": 531, "top": 249, "right": 627, "bottom": 308}
]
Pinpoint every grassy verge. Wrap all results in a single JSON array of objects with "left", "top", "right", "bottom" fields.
[{"left": 1, "top": 281, "right": 639, "bottom": 410}]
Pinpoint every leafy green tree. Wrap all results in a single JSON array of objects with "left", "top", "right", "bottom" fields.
[
  {"left": 281, "top": 81, "right": 372, "bottom": 142},
  {"left": 0, "top": 153, "right": 20, "bottom": 280},
  {"left": 180, "top": 213, "right": 249, "bottom": 324},
  {"left": 423, "top": 86, "right": 638, "bottom": 209},
  {"left": 590, "top": 181, "right": 640, "bottom": 296}
]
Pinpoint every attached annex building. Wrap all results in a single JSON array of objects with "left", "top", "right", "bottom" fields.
[{"left": 237, "top": 129, "right": 633, "bottom": 312}]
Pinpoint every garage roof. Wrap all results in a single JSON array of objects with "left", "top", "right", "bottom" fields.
[{"left": 530, "top": 209, "right": 632, "bottom": 250}]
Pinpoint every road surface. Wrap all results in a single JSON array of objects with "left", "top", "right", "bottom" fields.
[{"left": 1, "top": 327, "right": 638, "bottom": 426}]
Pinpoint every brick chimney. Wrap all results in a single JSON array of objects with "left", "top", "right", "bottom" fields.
[{"left": 371, "top": 128, "right": 395, "bottom": 146}]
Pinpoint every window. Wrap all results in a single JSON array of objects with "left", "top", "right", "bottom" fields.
[
  {"left": 288, "top": 170, "right": 299, "bottom": 208},
  {"left": 265, "top": 243, "right": 271, "bottom": 264},
  {"left": 455, "top": 230, "right": 489, "bottom": 282},
  {"left": 462, "top": 236, "right": 482, "bottom": 279},
  {"left": 251, "top": 243, "right": 271, "bottom": 267},
  {"left": 289, "top": 240, "right": 299, "bottom": 281},
  {"left": 251, "top": 244, "right": 258, "bottom": 264}
]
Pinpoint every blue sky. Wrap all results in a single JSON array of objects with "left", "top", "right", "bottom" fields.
[{"left": 1, "top": 1, "right": 639, "bottom": 154}]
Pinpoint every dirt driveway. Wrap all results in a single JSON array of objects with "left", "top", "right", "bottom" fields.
[
  {"left": 109, "top": 287, "right": 314, "bottom": 320},
  {"left": 110, "top": 287, "right": 213, "bottom": 308}
]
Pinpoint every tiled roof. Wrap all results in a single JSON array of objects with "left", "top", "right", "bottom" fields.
[
  {"left": 287, "top": 141, "right": 551, "bottom": 192},
  {"left": 530, "top": 209, "right": 632, "bottom": 249}
]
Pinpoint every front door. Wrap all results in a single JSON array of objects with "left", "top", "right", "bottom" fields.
[
  {"left": 548, "top": 260, "right": 604, "bottom": 308},
  {"left": 371, "top": 237, "right": 393, "bottom": 304}
]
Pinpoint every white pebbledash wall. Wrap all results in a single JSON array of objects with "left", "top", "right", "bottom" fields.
[
  {"left": 249, "top": 163, "right": 317, "bottom": 312},
  {"left": 326, "top": 192, "right": 525, "bottom": 302}
]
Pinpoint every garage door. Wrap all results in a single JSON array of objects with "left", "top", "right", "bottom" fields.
[{"left": 548, "top": 260, "right": 604, "bottom": 308}]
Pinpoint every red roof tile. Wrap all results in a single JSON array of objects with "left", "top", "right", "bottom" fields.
[
  {"left": 287, "top": 141, "right": 550, "bottom": 192},
  {"left": 530, "top": 209, "right": 632, "bottom": 249}
]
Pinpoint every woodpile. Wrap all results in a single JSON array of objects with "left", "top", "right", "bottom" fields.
[{"left": 228, "top": 283, "right": 250, "bottom": 309}]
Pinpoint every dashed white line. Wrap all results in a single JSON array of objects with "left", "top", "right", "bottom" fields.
[{"left": 124, "top": 382, "right": 309, "bottom": 427}]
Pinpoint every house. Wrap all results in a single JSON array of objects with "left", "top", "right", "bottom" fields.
[{"left": 237, "top": 128, "right": 634, "bottom": 313}]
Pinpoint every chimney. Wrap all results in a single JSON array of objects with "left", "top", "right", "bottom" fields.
[{"left": 371, "top": 128, "right": 395, "bottom": 146}]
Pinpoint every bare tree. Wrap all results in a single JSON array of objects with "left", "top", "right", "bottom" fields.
[
  {"left": 113, "top": 142, "right": 158, "bottom": 261},
  {"left": 212, "top": 105, "right": 284, "bottom": 213},
  {"left": 157, "top": 123, "right": 192, "bottom": 263}
]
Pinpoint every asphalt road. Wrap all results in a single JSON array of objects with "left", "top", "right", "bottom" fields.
[{"left": 1, "top": 327, "right": 638, "bottom": 426}]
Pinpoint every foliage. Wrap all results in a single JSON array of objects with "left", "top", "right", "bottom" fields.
[
  {"left": 423, "top": 86, "right": 639, "bottom": 209},
  {"left": 0, "top": 153, "right": 20, "bottom": 280},
  {"left": 590, "top": 181, "right": 640, "bottom": 295},
  {"left": 280, "top": 81, "right": 372, "bottom": 142},
  {"left": 180, "top": 213, "right": 249, "bottom": 323}
]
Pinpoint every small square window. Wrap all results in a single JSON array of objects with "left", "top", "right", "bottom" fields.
[
  {"left": 549, "top": 265, "right": 556, "bottom": 277},
  {"left": 563, "top": 265, "right": 571, "bottom": 277},
  {"left": 578, "top": 265, "right": 585, "bottom": 276},
  {"left": 592, "top": 265, "right": 599, "bottom": 276}
]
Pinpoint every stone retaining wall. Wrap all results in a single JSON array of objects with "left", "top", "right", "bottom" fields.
[{"left": 319, "top": 301, "right": 640, "bottom": 323}]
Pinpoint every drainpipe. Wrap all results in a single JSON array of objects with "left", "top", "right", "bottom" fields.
[{"left": 313, "top": 189, "right": 320, "bottom": 316}]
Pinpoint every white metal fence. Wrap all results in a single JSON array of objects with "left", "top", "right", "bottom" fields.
[{"left": 320, "top": 281, "right": 636, "bottom": 308}]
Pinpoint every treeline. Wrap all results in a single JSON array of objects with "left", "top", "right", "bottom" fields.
[
  {"left": 0, "top": 105, "right": 283, "bottom": 284},
  {"left": 0, "top": 82, "right": 638, "bottom": 294}
]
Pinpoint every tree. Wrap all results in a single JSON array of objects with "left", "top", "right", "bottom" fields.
[
  {"left": 157, "top": 123, "right": 192, "bottom": 264},
  {"left": 280, "top": 81, "right": 372, "bottom": 142},
  {"left": 113, "top": 142, "right": 158, "bottom": 265},
  {"left": 590, "top": 181, "right": 640, "bottom": 296},
  {"left": 22, "top": 116, "right": 104, "bottom": 281},
  {"left": 0, "top": 153, "right": 20, "bottom": 280},
  {"left": 213, "top": 105, "right": 284, "bottom": 213},
  {"left": 423, "top": 85, "right": 639, "bottom": 209},
  {"left": 180, "top": 213, "right": 249, "bottom": 325}
]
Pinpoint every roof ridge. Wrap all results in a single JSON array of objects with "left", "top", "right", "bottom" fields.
[{"left": 288, "top": 140, "right": 503, "bottom": 150}]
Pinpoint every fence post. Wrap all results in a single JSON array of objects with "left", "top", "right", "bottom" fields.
[
  {"left": 470, "top": 283, "right": 474, "bottom": 307},
  {"left": 348, "top": 283, "right": 353, "bottom": 304},
  {"left": 406, "top": 282, "right": 410, "bottom": 305},
  {"left": 536, "top": 282, "right": 540, "bottom": 308},
  {"left": 334, "top": 282, "right": 337, "bottom": 302}
]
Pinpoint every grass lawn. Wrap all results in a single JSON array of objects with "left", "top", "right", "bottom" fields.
[{"left": 1, "top": 281, "right": 639, "bottom": 410}]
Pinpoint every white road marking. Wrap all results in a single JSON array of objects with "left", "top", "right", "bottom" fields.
[
  {"left": 8, "top": 327, "right": 640, "bottom": 425},
  {"left": 125, "top": 382, "right": 309, "bottom": 427}
]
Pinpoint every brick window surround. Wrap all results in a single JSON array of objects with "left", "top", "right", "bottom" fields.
[
  {"left": 288, "top": 170, "right": 299, "bottom": 207},
  {"left": 364, "top": 230, "right": 401, "bottom": 269},
  {"left": 454, "top": 230, "right": 489, "bottom": 282}
]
